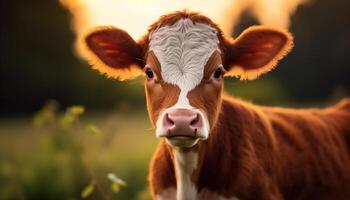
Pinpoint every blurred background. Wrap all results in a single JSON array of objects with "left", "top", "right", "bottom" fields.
[{"left": 0, "top": 0, "right": 349, "bottom": 199}]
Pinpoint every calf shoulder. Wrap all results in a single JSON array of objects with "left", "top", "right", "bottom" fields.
[{"left": 259, "top": 98, "right": 350, "bottom": 199}]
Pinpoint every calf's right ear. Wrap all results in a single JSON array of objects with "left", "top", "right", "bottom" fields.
[{"left": 81, "top": 27, "right": 144, "bottom": 80}]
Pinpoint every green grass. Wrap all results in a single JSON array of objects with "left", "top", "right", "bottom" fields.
[{"left": 0, "top": 104, "right": 157, "bottom": 200}]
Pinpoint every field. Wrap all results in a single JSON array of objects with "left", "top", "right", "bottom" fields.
[{"left": 0, "top": 103, "right": 157, "bottom": 200}]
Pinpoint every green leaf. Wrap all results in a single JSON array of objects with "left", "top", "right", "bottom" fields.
[
  {"left": 85, "top": 124, "right": 102, "bottom": 135},
  {"left": 81, "top": 182, "right": 95, "bottom": 199},
  {"left": 111, "top": 182, "right": 120, "bottom": 193},
  {"left": 59, "top": 105, "right": 85, "bottom": 128},
  {"left": 59, "top": 114, "right": 75, "bottom": 128},
  {"left": 107, "top": 173, "right": 127, "bottom": 193},
  {"left": 32, "top": 101, "right": 58, "bottom": 127},
  {"left": 68, "top": 105, "right": 85, "bottom": 116}
]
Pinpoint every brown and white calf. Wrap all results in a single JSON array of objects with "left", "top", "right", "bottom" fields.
[{"left": 81, "top": 11, "right": 350, "bottom": 200}]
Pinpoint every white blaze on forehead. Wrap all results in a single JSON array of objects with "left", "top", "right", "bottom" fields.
[
  {"left": 151, "top": 18, "right": 218, "bottom": 139},
  {"left": 149, "top": 18, "right": 220, "bottom": 95}
]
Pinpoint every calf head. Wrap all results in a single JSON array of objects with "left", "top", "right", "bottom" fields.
[{"left": 82, "top": 12, "right": 293, "bottom": 148}]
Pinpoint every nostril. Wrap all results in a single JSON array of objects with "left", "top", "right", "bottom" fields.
[
  {"left": 190, "top": 113, "right": 200, "bottom": 127},
  {"left": 164, "top": 113, "right": 175, "bottom": 128}
]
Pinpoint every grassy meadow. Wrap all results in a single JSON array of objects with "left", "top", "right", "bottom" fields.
[{"left": 0, "top": 102, "right": 157, "bottom": 200}]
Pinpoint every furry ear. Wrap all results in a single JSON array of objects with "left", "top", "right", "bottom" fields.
[
  {"left": 224, "top": 26, "right": 293, "bottom": 80},
  {"left": 80, "top": 26, "right": 144, "bottom": 80}
]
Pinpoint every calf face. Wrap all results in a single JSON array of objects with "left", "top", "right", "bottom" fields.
[{"left": 82, "top": 12, "right": 293, "bottom": 148}]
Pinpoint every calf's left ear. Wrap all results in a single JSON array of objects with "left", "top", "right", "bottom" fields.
[
  {"left": 80, "top": 26, "right": 144, "bottom": 80},
  {"left": 224, "top": 26, "right": 293, "bottom": 80}
]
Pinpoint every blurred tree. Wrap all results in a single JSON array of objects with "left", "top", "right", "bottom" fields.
[{"left": 0, "top": 0, "right": 145, "bottom": 114}]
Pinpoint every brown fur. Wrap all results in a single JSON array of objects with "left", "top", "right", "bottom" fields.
[
  {"left": 150, "top": 97, "right": 350, "bottom": 199},
  {"left": 145, "top": 51, "right": 181, "bottom": 125},
  {"left": 82, "top": 27, "right": 144, "bottom": 80},
  {"left": 225, "top": 26, "right": 293, "bottom": 80},
  {"left": 149, "top": 140, "right": 176, "bottom": 195},
  {"left": 187, "top": 51, "right": 224, "bottom": 128},
  {"left": 85, "top": 27, "right": 143, "bottom": 68}
]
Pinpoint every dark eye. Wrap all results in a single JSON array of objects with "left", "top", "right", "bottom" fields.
[
  {"left": 145, "top": 67, "right": 154, "bottom": 79},
  {"left": 213, "top": 67, "right": 223, "bottom": 79}
]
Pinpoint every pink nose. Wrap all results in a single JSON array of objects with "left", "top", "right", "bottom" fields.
[{"left": 162, "top": 109, "right": 202, "bottom": 139}]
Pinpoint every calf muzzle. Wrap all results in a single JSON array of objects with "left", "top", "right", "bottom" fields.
[{"left": 159, "top": 108, "right": 204, "bottom": 148}]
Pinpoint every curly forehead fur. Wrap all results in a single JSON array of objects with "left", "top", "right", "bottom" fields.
[
  {"left": 141, "top": 11, "right": 229, "bottom": 60},
  {"left": 149, "top": 18, "right": 220, "bottom": 92}
]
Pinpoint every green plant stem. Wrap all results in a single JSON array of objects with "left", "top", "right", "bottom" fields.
[{"left": 83, "top": 156, "right": 110, "bottom": 200}]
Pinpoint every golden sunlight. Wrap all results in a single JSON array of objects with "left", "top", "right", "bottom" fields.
[{"left": 60, "top": 0, "right": 309, "bottom": 56}]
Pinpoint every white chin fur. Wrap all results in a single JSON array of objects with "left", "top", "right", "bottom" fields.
[{"left": 165, "top": 138, "right": 200, "bottom": 148}]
